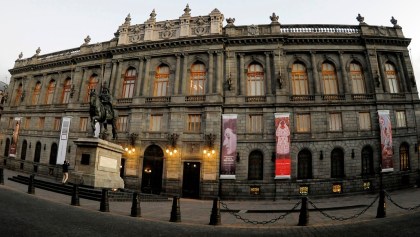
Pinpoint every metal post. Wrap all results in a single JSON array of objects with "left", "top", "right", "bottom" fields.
[
  {"left": 0, "top": 167, "right": 4, "bottom": 185},
  {"left": 209, "top": 197, "right": 221, "bottom": 225},
  {"left": 130, "top": 192, "right": 141, "bottom": 217},
  {"left": 27, "top": 174, "right": 35, "bottom": 194},
  {"left": 71, "top": 184, "right": 80, "bottom": 206},
  {"left": 100, "top": 188, "right": 109, "bottom": 212},
  {"left": 169, "top": 196, "right": 181, "bottom": 222},
  {"left": 298, "top": 197, "right": 309, "bottom": 226},
  {"left": 376, "top": 169, "right": 386, "bottom": 218}
]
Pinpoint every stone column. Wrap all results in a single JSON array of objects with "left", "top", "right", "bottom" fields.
[
  {"left": 397, "top": 53, "right": 408, "bottom": 92},
  {"left": 135, "top": 58, "right": 144, "bottom": 96},
  {"left": 239, "top": 53, "right": 245, "bottom": 95},
  {"left": 377, "top": 55, "right": 388, "bottom": 92},
  {"left": 216, "top": 51, "right": 223, "bottom": 93},
  {"left": 113, "top": 60, "right": 123, "bottom": 98},
  {"left": 52, "top": 72, "right": 62, "bottom": 103},
  {"left": 39, "top": 73, "right": 49, "bottom": 104},
  {"left": 339, "top": 51, "right": 349, "bottom": 94},
  {"left": 78, "top": 68, "right": 87, "bottom": 103},
  {"left": 142, "top": 57, "right": 151, "bottom": 96},
  {"left": 181, "top": 53, "right": 188, "bottom": 95},
  {"left": 265, "top": 52, "right": 272, "bottom": 95},
  {"left": 109, "top": 60, "right": 118, "bottom": 96},
  {"left": 174, "top": 54, "right": 181, "bottom": 95},
  {"left": 207, "top": 51, "right": 214, "bottom": 94},
  {"left": 6, "top": 77, "right": 17, "bottom": 107},
  {"left": 310, "top": 51, "right": 320, "bottom": 94}
]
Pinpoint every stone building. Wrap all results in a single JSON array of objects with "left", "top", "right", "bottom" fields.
[{"left": 1, "top": 6, "right": 419, "bottom": 199}]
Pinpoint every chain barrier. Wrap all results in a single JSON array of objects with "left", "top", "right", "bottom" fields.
[
  {"left": 219, "top": 200, "right": 302, "bottom": 225},
  {"left": 307, "top": 195, "right": 379, "bottom": 221},
  {"left": 385, "top": 191, "right": 420, "bottom": 211}
]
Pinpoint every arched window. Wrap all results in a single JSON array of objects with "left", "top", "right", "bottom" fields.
[
  {"left": 20, "top": 140, "right": 28, "bottom": 161},
  {"left": 248, "top": 150, "right": 263, "bottom": 180},
  {"left": 14, "top": 83, "right": 23, "bottom": 106},
  {"left": 49, "top": 143, "right": 58, "bottom": 165},
  {"left": 122, "top": 68, "right": 136, "bottom": 98},
  {"left": 34, "top": 142, "right": 42, "bottom": 163},
  {"left": 4, "top": 138, "right": 10, "bottom": 157},
  {"left": 190, "top": 62, "right": 206, "bottom": 95},
  {"left": 385, "top": 63, "right": 400, "bottom": 93},
  {"left": 291, "top": 62, "right": 309, "bottom": 95},
  {"left": 32, "top": 82, "right": 41, "bottom": 105},
  {"left": 350, "top": 62, "right": 366, "bottom": 94},
  {"left": 331, "top": 148, "right": 344, "bottom": 178},
  {"left": 85, "top": 74, "right": 99, "bottom": 102},
  {"left": 297, "top": 149, "right": 312, "bottom": 179},
  {"left": 247, "top": 63, "right": 264, "bottom": 96},
  {"left": 400, "top": 143, "right": 410, "bottom": 171},
  {"left": 154, "top": 65, "right": 169, "bottom": 96},
  {"left": 322, "top": 62, "right": 338, "bottom": 94},
  {"left": 361, "top": 146, "right": 374, "bottom": 175},
  {"left": 61, "top": 78, "right": 72, "bottom": 104},
  {"left": 45, "top": 80, "right": 56, "bottom": 104}
]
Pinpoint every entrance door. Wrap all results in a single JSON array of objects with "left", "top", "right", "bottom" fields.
[
  {"left": 141, "top": 145, "right": 164, "bottom": 194},
  {"left": 182, "top": 162, "right": 200, "bottom": 198}
]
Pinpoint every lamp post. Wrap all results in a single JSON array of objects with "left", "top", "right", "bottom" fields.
[
  {"left": 203, "top": 133, "right": 216, "bottom": 158},
  {"left": 166, "top": 133, "right": 179, "bottom": 157}
]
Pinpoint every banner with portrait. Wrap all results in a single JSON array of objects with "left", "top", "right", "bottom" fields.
[
  {"left": 220, "top": 114, "right": 237, "bottom": 179},
  {"left": 57, "top": 116, "right": 72, "bottom": 164},
  {"left": 274, "top": 113, "right": 291, "bottom": 179},
  {"left": 378, "top": 110, "right": 394, "bottom": 172},
  {"left": 9, "top": 117, "right": 22, "bottom": 157}
]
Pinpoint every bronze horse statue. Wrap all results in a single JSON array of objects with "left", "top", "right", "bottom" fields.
[{"left": 89, "top": 90, "right": 118, "bottom": 139}]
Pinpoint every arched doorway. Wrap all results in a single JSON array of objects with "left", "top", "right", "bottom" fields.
[
  {"left": 141, "top": 145, "right": 164, "bottom": 194},
  {"left": 20, "top": 140, "right": 28, "bottom": 170}
]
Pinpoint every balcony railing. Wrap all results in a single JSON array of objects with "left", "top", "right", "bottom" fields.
[
  {"left": 280, "top": 24, "right": 360, "bottom": 34},
  {"left": 145, "top": 97, "right": 171, "bottom": 103},
  {"left": 185, "top": 95, "right": 205, "bottom": 102},
  {"left": 351, "top": 94, "right": 374, "bottom": 100},
  {"left": 322, "top": 94, "right": 345, "bottom": 101},
  {"left": 117, "top": 98, "right": 133, "bottom": 104},
  {"left": 290, "top": 95, "right": 315, "bottom": 101},
  {"left": 390, "top": 93, "right": 405, "bottom": 99},
  {"left": 245, "top": 96, "right": 266, "bottom": 102}
]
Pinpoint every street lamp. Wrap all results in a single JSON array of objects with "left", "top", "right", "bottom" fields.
[
  {"left": 166, "top": 133, "right": 179, "bottom": 157},
  {"left": 203, "top": 133, "right": 216, "bottom": 158},
  {"left": 124, "top": 133, "right": 138, "bottom": 154}
]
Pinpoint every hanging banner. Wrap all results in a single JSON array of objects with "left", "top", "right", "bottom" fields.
[
  {"left": 378, "top": 110, "right": 394, "bottom": 172},
  {"left": 220, "top": 114, "right": 237, "bottom": 179},
  {"left": 275, "top": 113, "right": 291, "bottom": 179},
  {"left": 57, "top": 116, "right": 72, "bottom": 164},
  {"left": 9, "top": 117, "right": 22, "bottom": 157}
]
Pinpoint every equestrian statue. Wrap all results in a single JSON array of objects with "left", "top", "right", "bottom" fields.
[{"left": 89, "top": 84, "right": 118, "bottom": 140}]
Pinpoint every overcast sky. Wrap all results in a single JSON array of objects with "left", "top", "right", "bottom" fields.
[{"left": 1, "top": 0, "right": 419, "bottom": 86}]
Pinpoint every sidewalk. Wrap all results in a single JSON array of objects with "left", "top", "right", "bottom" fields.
[{"left": 2, "top": 168, "right": 420, "bottom": 228}]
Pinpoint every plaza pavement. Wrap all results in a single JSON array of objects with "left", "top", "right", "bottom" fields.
[{"left": 2, "top": 168, "right": 420, "bottom": 228}]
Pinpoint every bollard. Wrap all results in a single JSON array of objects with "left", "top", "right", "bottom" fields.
[
  {"left": 298, "top": 197, "right": 309, "bottom": 226},
  {"left": 71, "top": 184, "right": 80, "bottom": 206},
  {"left": 130, "top": 192, "right": 141, "bottom": 217},
  {"left": 209, "top": 197, "right": 221, "bottom": 225},
  {"left": 376, "top": 189, "right": 386, "bottom": 218},
  {"left": 27, "top": 174, "right": 35, "bottom": 194},
  {"left": 169, "top": 196, "right": 181, "bottom": 222},
  {"left": 100, "top": 188, "right": 110, "bottom": 212},
  {"left": 0, "top": 168, "right": 4, "bottom": 185}
]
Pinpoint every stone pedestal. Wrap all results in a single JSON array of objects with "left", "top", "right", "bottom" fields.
[{"left": 73, "top": 138, "right": 124, "bottom": 189}]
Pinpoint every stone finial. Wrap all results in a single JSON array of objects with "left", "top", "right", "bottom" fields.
[
  {"left": 210, "top": 8, "right": 221, "bottom": 15},
  {"left": 83, "top": 35, "right": 91, "bottom": 45},
  {"left": 226, "top": 17, "right": 235, "bottom": 26},
  {"left": 183, "top": 4, "right": 191, "bottom": 16},
  {"left": 356, "top": 13, "right": 365, "bottom": 24},
  {"left": 35, "top": 47, "right": 41, "bottom": 56},
  {"left": 149, "top": 9, "right": 156, "bottom": 21},
  {"left": 18, "top": 52, "right": 23, "bottom": 60},
  {"left": 270, "top": 13, "right": 279, "bottom": 23},
  {"left": 125, "top": 13, "right": 131, "bottom": 24},
  {"left": 390, "top": 16, "right": 399, "bottom": 27}
]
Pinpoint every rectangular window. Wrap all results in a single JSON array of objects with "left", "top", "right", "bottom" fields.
[
  {"left": 150, "top": 115, "right": 162, "bottom": 131},
  {"left": 329, "top": 113, "right": 342, "bottom": 131},
  {"left": 248, "top": 115, "right": 263, "bottom": 133},
  {"left": 80, "top": 117, "right": 88, "bottom": 132},
  {"left": 396, "top": 111, "right": 407, "bottom": 128},
  {"left": 9, "top": 117, "right": 14, "bottom": 129},
  {"left": 296, "top": 114, "right": 311, "bottom": 133},
  {"left": 359, "top": 112, "right": 371, "bottom": 130},
  {"left": 117, "top": 116, "right": 128, "bottom": 132},
  {"left": 53, "top": 117, "right": 61, "bottom": 131},
  {"left": 24, "top": 117, "right": 31, "bottom": 129},
  {"left": 188, "top": 114, "right": 201, "bottom": 132},
  {"left": 38, "top": 117, "right": 45, "bottom": 130}
]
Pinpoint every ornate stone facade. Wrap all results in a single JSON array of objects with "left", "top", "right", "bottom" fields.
[{"left": 1, "top": 7, "right": 419, "bottom": 199}]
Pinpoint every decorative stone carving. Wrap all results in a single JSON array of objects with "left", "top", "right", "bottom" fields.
[
  {"left": 226, "top": 18, "right": 235, "bottom": 26},
  {"left": 129, "top": 34, "right": 144, "bottom": 43},
  {"left": 195, "top": 16, "right": 207, "bottom": 26},
  {"left": 270, "top": 13, "right": 279, "bottom": 23},
  {"left": 83, "top": 35, "right": 91, "bottom": 45},
  {"left": 92, "top": 43, "right": 103, "bottom": 53},
  {"left": 159, "top": 30, "right": 176, "bottom": 39},
  {"left": 125, "top": 14, "right": 131, "bottom": 24},
  {"left": 247, "top": 25, "right": 259, "bottom": 36},
  {"left": 183, "top": 4, "right": 191, "bottom": 17},
  {"left": 149, "top": 9, "right": 157, "bottom": 21},
  {"left": 192, "top": 26, "right": 209, "bottom": 36},
  {"left": 162, "top": 20, "right": 174, "bottom": 30},
  {"left": 356, "top": 13, "right": 365, "bottom": 24}
]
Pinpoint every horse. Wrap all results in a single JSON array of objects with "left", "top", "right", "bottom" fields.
[{"left": 89, "top": 90, "right": 118, "bottom": 140}]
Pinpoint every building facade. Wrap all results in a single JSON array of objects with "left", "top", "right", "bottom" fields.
[{"left": 1, "top": 6, "right": 419, "bottom": 199}]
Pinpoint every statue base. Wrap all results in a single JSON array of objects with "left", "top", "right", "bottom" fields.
[{"left": 73, "top": 137, "right": 124, "bottom": 189}]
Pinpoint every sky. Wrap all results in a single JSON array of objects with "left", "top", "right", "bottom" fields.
[{"left": 1, "top": 0, "right": 419, "bottom": 86}]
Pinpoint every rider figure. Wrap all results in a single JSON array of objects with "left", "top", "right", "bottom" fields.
[{"left": 99, "top": 84, "right": 114, "bottom": 118}]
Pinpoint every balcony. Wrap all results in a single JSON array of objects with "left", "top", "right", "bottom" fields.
[
  {"left": 290, "top": 95, "right": 315, "bottom": 101},
  {"left": 390, "top": 93, "right": 405, "bottom": 99},
  {"left": 351, "top": 94, "right": 374, "bottom": 100},
  {"left": 117, "top": 98, "right": 133, "bottom": 104},
  {"left": 146, "top": 96, "right": 171, "bottom": 103},
  {"left": 185, "top": 95, "right": 205, "bottom": 102},
  {"left": 322, "top": 94, "right": 345, "bottom": 101},
  {"left": 245, "top": 96, "right": 266, "bottom": 103}
]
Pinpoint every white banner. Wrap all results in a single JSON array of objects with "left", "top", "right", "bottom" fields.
[{"left": 57, "top": 117, "right": 72, "bottom": 164}]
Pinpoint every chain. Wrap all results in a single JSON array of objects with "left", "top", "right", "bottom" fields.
[
  {"left": 385, "top": 191, "right": 420, "bottom": 211},
  {"left": 307, "top": 195, "right": 379, "bottom": 221},
  {"left": 219, "top": 200, "right": 302, "bottom": 225}
]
